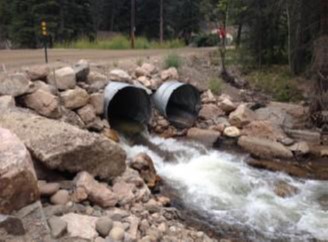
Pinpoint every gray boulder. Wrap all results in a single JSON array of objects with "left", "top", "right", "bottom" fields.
[
  {"left": 0, "top": 109, "right": 126, "bottom": 180},
  {"left": 0, "top": 72, "right": 31, "bottom": 97}
]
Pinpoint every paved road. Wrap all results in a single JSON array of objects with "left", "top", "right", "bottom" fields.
[{"left": 0, "top": 47, "right": 214, "bottom": 70}]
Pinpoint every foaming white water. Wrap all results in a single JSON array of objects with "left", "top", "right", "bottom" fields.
[{"left": 122, "top": 136, "right": 328, "bottom": 241}]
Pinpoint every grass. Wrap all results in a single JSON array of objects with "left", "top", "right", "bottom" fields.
[
  {"left": 54, "top": 35, "right": 185, "bottom": 50},
  {"left": 164, "top": 53, "right": 183, "bottom": 69},
  {"left": 208, "top": 77, "right": 222, "bottom": 95},
  {"left": 245, "top": 66, "right": 303, "bottom": 102}
]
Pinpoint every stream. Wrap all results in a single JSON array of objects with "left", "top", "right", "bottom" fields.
[{"left": 122, "top": 135, "right": 328, "bottom": 242}]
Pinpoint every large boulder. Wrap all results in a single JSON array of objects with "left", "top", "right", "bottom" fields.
[
  {"left": 0, "top": 128, "right": 39, "bottom": 214},
  {"left": 187, "top": 128, "right": 221, "bottom": 146},
  {"left": 0, "top": 72, "right": 30, "bottom": 97},
  {"left": 87, "top": 71, "right": 108, "bottom": 85},
  {"left": 49, "top": 67, "right": 76, "bottom": 90},
  {"left": 89, "top": 93, "right": 104, "bottom": 115},
  {"left": 0, "top": 109, "right": 126, "bottom": 180},
  {"left": 229, "top": 104, "right": 256, "bottom": 128},
  {"left": 21, "top": 89, "right": 62, "bottom": 118},
  {"left": 238, "top": 136, "right": 293, "bottom": 159},
  {"left": 241, "top": 120, "right": 286, "bottom": 142}
]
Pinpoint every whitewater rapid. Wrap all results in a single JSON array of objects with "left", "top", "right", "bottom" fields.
[{"left": 122, "top": 136, "right": 328, "bottom": 242}]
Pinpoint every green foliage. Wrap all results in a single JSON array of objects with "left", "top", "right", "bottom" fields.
[
  {"left": 245, "top": 66, "right": 303, "bottom": 102},
  {"left": 191, "top": 33, "right": 219, "bottom": 47},
  {"left": 208, "top": 77, "right": 222, "bottom": 95},
  {"left": 55, "top": 36, "right": 184, "bottom": 50},
  {"left": 164, "top": 53, "right": 182, "bottom": 69}
]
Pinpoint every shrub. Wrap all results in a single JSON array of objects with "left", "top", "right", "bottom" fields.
[
  {"left": 164, "top": 53, "right": 183, "bottom": 69},
  {"left": 208, "top": 78, "right": 222, "bottom": 95}
]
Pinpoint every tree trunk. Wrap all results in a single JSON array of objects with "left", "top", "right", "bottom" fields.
[
  {"left": 160, "top": 0, "right": 163, "bottom": 44},
  {"left": 236, "top": 22, "right": 242, "bottom": 48},
  {"left": 131, "top": 0, "right": 135, "bottom": 49}
]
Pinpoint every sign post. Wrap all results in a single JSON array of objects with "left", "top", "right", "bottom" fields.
[{"left": 41, "top": 21, "right": 48, "bottom": 63}]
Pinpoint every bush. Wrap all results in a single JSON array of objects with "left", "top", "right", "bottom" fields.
[
  {"left": 208, "top": 78, "right": 222, "bottom": 95},
  {"left": 164, "top": 53, "right": 182, "bottom": 69},
  {"left": 191, "top": 33, "right": 219, "bottom": 47}
]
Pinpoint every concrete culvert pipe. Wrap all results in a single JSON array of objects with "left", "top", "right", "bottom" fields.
[
  {"left": 104, "top": 82, "right": 151, "bottom": 134},
  {"left": 153, "top": 81, "right": 201, "bottom": 128}
]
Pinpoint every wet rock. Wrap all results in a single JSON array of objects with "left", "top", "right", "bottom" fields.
[
  {"left": 0, "top": 214, "right": 25, "bottom": 235},
  {"left": 0, "top": 72, "right": 30, "bottom": 97},
  {"left": 61, "top": 87, "right": 90, "bottom": 109},
  {"left": 39, "top": 182, "right": 60, "bottom": 197},
  {"left": 274, "top": 181, "right": 299, "bottom": 198},
  {"left": 21, "top": 89, "right": 62, "bottom": 118},
  {"left": 48, "top": 216, "right": 67, "bottom": 238},
  {"left": 0, "top": 128, "right": 39, "bottom": 214},
  {"left": 102, "top": 128, "right": 120, "bottom": 142},
  {"left": 61, "top": 213, "right": 98, "bottom": 240},
  {"left": 238, "top": 136, "right": 293, "bottom": 159},
  {"left": 130, "top": 153, "right": 159, "bottom": 189},
  {"left": 77, "top": 104, "right": 96, "bottom": 124},
  {"left": 74, "top": 59, "right": 90, "bottom": 82},
  {"left": 73, "top": 171, "right": 118, "bottom": 208},
  {"left": 87, "top": 117, "right": 108, "bottom": 132},
  {"left": 199, "top": 104, "right": 225, "bottom": 120},
  {"left": 0, "top": 95, "right": 15, "bottom": 110},
  {"left": 89, "top": 93, "right": 104, "bottom": 115},
  {"left": 187, "top": 128, "right": 221, "bottom": 146},
  {"left": 26, "top": 65, "right": 50, "bottom": 81},
  {"left": 161, "top": 67, "right": 179, "bottom": 81},
  {"left": 50, "top": 190, "right": 70, "bottom": 205},
  {"left": 318, "top": 194, "right": 328, "bottom": 210},
  {"left": 96, "top": 217, "right": 113, "bottom": 237},
  {"left": 241, "top": 120, "right": 286, "bottom": 142},
  {"left": 289, "top": 141, "right": 310, "bottom": 156},
  {"left": 49, "top": 66, "right": 76, "bottom": 90},
  {"left": 109, "top": 69, "right": 132, "bottom": 82},
  {"left": 109, "top": 226, "right": 125, "bottom": 241},
  {"left": 229, "top": 104, "right": 256, "bottom": 128},
  {"left": 223, "top": 126, "right": 241, "bottom": 138},
  {"left": 0, "top": 110, "right": 126, "bottom": 180}
]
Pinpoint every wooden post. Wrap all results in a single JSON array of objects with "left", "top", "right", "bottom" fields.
[
  {"left": 160, "top": 0, "right": 163, "bottom": 44},
  {"left": 131, "top": 0, "right": 135, "bottom": 49}
]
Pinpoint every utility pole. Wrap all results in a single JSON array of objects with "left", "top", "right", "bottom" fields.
[
  {"left": 160, "top": 0, "right": 163, "bottom": 44},
  {"left": 131, "top": 0, "right": 135, "bottom": 49}
]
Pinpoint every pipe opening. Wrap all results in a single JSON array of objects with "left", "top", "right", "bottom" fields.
[
  {"left": 153, "top": 81, "right": 201, "bottom": 128},
  {"left": 105, "top": 83, "right": 151, "bottom": 135}
]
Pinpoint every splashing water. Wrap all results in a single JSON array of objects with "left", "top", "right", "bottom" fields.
[{"left": 122, "top": 136, "right": 328, "bottom": 241}]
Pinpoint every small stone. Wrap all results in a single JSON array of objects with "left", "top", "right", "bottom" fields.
[
  {"left": 156, "top": 196, "right": 171, "bottom": 207},
  {"left": 87, "top": 71, "right": 108, "bottom": 85},
  {"left": 48, "top": 216, "right": 67, "bottom": 238},
  {"left": 96, "top": 217, "right": 113, "bottom": 238},
  {"left": 289, "top": 141, "right": 310, "bottom": 155},
  {"left": 229, "top": 104, "right": 257, "bottom": 128},
  {"left": 158, "top": 222, "right": 167, "bottom": 233},
  {"left": 50, "top": 190, "right": 70, "bottom": 205},
  {"left": 161, "top": 67, "right": 179, "bottom": 81},
  {"left": 102, "top": 128, "right": 120, "bottom": 143},
  {"left": 223, "top": 126, "right": 241, "bottom": 138},
  {"left": 199, "top": 104, "right": 225, "bottom": 120},
  {"left": 95, "top": 237, "right": 106, "bottom": 242},
  {"left": 0, "top": 95, "right": 15, "bottom": 110},
  {"left": 219, "top": 98, "right": 237, "bottom": 113},
  {"left": 39, "top": 182, "right": 60, "bottom": 197},
  {"left": 109, "top": 227, "right": 125, "bottom": 241}
]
